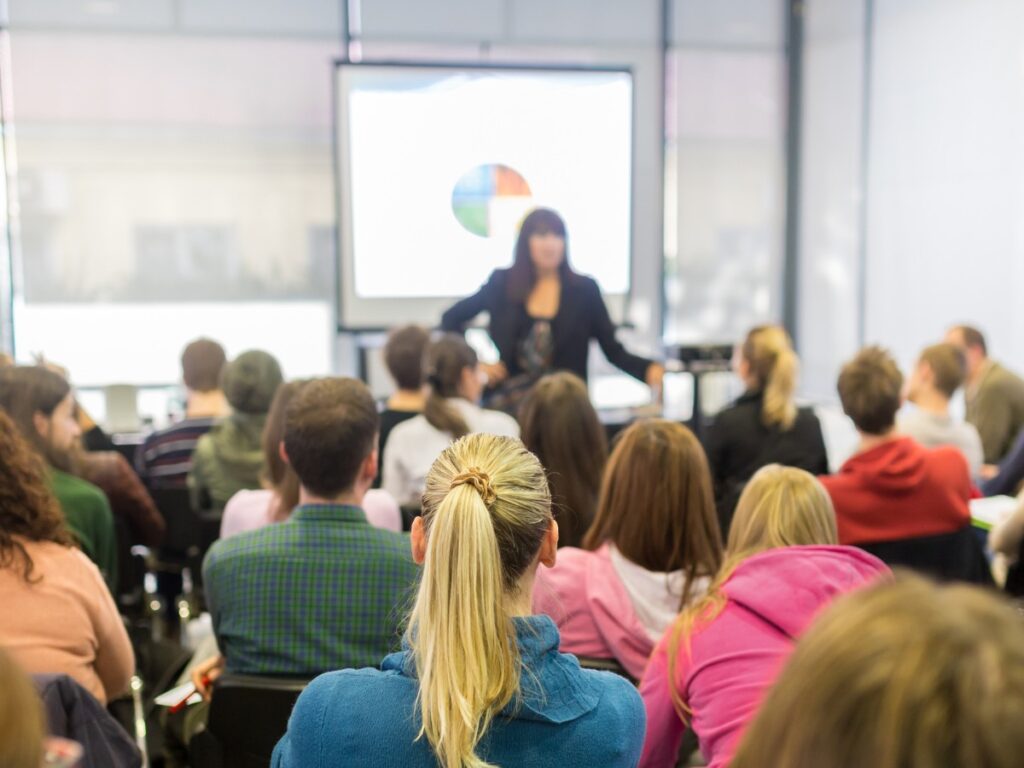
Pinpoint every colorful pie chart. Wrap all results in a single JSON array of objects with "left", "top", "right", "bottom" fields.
[{"left": 451, "top": 164, "right": 533, "bottom": 238}]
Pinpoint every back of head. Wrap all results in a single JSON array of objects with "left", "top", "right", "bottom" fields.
[
  {"left": 742, "top": 325, "right": 798, "bottom": 430},
  {"left": 261, "top": 379, "right": 308, "bottom": 517},
  {"left": 518, "top": 372, "right": 607, "bottom": 547},
  {"left": 837, "top": 345, "right": 903, "bottom": 435},
  {"left": 411, "top": 433, "right": 552, "bottom": 768},
  {"left": 282, "top": 377, "right": 378, "bottom": 499},
  {"left": 918, "top": 342, "right": 966, "bottom": 399},
  {"left": 950, "top": 324, "right": 988, "bottom": 357},
  {"left": 385, "top": 325, "right": 430, "bottom": 392},
  {"left": 0, "top": 648, "right": 45, "bottom": 768},
  {"left": 423, "top": 334, "right": 477, "bottom": 439},
  {"left": 181, "top": 337, "right": 227, "bottom": 392},
  {"left": 584, "top": 419, "right": 723, "bottom": 604},
  {"left": 222, "top": 350, "right": 284, "bottom": 415},
  {"left": 732, "top": 575, "right": 1024, "bottom": 768},
  {"left": 0, "top": 365, "right": 72, "bottom": 468}
]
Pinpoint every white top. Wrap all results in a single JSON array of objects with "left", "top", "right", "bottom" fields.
[
  {"left": 898, "top": 408, "right": 984, "bottom": 476},
  {"left": 219, "top": 487, "right": 403, "bottom": 539},
  {"left": 381, "top": 398, "right": 520, "bottom": 506},
  {"left": 608, "top": 545, "right": 709, "bottom": 642}
]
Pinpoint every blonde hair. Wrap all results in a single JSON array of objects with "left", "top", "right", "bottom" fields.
[
  {"left": 408, "top": 433, "right": 552, "bottom": 768},
  {"left": 0, "top": 649, "right": 45, "bottom": 768},
  {"left": 732, "top": 575, "right": 1024, "bottom": 768},
  {"left": 667, "top": 465, "right": 837, "bottom": 717},
  {"left": 741, "top": 325, "right": 798, "bottom": 430}
]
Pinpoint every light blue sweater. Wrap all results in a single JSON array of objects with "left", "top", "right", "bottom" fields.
[{"left": 272, "top": 615, "right": 646, "bottom": 767}]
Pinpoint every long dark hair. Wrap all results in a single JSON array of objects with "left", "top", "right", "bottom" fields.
[
  {"left": 518, "top": 372, "right": 607, "bottom": 548},
  {"left": 506, "top": 207, "right": 576, "bottom": 301},
  {"left": 261, "top": 379, "right": 306, "bottom": 522},
  {"left": 423, "top": 334, "right": 478, "bottom": 439},
  {"left": 0, "top": 366, "right": 74, "bottom": 471}
]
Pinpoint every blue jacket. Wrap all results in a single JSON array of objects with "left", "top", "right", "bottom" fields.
[{"left": 272, "top": 615, "right": 646, "bottom": 767}]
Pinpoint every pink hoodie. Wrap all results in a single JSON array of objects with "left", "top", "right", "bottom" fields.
[{"left": 638, "top": 545, "right": 889, "bottom": 768}]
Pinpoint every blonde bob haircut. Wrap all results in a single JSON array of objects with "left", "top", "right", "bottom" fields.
[
  {"left": 732, "top": 575, "right": 1024, "bottom": 768},
  {"left": 408, "top": 433, "right": 553, "bottom": 768},
  {"left": 667, "top": 464, "right": 837, "bottom": 717}
]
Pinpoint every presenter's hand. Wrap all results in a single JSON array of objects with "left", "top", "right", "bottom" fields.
[
  {"left": 191, "top": 654, "right": 225, "bottom": 701},
  {"left": 645, "top": 363, "right": 665, "bottom": 403},
  {"left": 480, "top": 362, "right": 509, "bottom": 387}
]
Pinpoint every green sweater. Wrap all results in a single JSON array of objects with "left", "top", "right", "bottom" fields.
[{"left": 49, "top": 468, "right": 118, "bottom": 591}]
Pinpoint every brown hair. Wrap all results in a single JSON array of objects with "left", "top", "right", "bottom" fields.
[
  {"left": 385, "top": 325, "right": 430, "bottom": 391},
  {"left": 583, "top": 419, "right": 723, "bottom": 606},
  {"left": 518, "top": 373, "right": 607, "bottom": 548},
  {"left": 836, "top": 346, "right": 903, "bottom": 435},
  {"left": 732, "top": 575, "right": 1024, "bottom": 768},
  {"left": 741, "top": 325, "right": 798, "bottom": 430},
  {"left": 261, "top": 380, "right": 308, "bottom": 522},
  {"left": 918, "top": 342, "right": 966, "bottom": 399},
  {"left": 181, "top": 337, "right": 227, "bottom": 392},
  {"left": 0, "top": 409, "right": 75, "bottom": 582},
  {"left": 667, "top": 465, "right": 837, "bottom": 718},
  {"left": 0, "top": 648, "right": 46, "bottom": 768},
  {"left": 282, "top": 377, "right": 379, "bottom": 499},
  {"left": 423, "top": 334, "right": 477, "bottom": 439},
  {"left": 951, "top": 324, "right": 988, "bottom": 356},
  {"left": 506, "top": 207, "right": 578, "bottom": 302},
  {"left": 0, "top": 365, "right": 74, "bottom": 471}
]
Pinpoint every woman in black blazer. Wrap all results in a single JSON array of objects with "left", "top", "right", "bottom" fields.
[{"left": 441, "top": 208, "right": 663, "bottom": 408}]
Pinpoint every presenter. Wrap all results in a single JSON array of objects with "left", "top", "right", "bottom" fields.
[{"left": 441, "top": 207, "right": 664, "bottom": 409}]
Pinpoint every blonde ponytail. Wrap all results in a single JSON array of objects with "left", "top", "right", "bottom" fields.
[
  {"left": 742, "top": 326, "right": 798, "bottom": 430},
  {"left": 409, "top": 434, "right": 552, "bottom": 768}
]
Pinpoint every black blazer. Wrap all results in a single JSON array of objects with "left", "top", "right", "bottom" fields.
[
  {"left": 705, "top": 390, "right": 830, "bottom": 533},
  {"left": 440, "top": 269, "right": 651, "bottom": 383}
]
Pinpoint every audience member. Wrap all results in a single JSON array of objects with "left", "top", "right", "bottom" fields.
[
  {"left": 0, "top": 647, "right": 46, "bottom": 768},
  {"left": 731, "top": 576, "right": 1024, "bottom": 768},
  {"left": 0, "top": 366, "right": 118, "bottom": 587},
  {"left": 382, "top": 334, "right": 519, "bottom": 506},
  {"left": 946, "top": 324, "right": 1024, "bottom": 464},
  {"left": 705, "top": 325, "right": 828, "bottom": 534},
  {"left": 638, "top": 465, "right": 888, "bottom": 768},
  {"left": 0, "top": 410, "right": 134, "bottom": 705},
  {"left": 533, "top": 419, "right": 722, "bottom": 678},
  {"left": 188, "top": 349, "right": 283, "bottom": 513},
  {"left": 374, "top": 325, "right": 430, "bottom": 487},
  {"left": 273, "top": 433, "right": 645, "bottom": 768},
  {"left": 196, "top": 377, "right": 419, "bottom": 687},
  {"left": 989, "top": 496, "right": 1024, "bottom": 565},
  {"left": 518, "top": 371, "right": 607, "bottom": 547},
  {"left": 820, "top": 346, "right": 972, "bottom": 545},
  {"left": 900, "top": 342, "right": 983, "bottom": 475},
  {"left": 137, "top": 338, "right": 228, "bottom": 488},
  {"left": 220, "top": 379, "right": 400, "bottom": 538}
]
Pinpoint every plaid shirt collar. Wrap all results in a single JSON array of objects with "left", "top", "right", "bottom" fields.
[{"left": 289, "top": 503, "right": 368, "bottom": 525}]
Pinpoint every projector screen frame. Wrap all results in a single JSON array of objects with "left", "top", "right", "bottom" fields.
[{"left": 332, "top": 58, "right": 637, "bottom": 332}]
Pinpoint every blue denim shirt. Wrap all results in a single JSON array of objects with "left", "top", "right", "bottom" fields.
[{"left": 272, "top": 615, "right": 646, "bottom": 767}]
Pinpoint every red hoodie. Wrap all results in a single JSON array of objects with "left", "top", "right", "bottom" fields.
[{"left": 820, "top": 436, "right": 971, "bottom": 544}]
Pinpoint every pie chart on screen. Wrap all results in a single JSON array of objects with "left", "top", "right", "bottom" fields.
[{"left": 451, "top": 163, "right": 533, "bottom": 238}]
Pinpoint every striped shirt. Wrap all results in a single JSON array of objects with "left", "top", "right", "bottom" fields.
[
  {"left": 135, "top": 417, "right": 216, "bottom": 488},
  {"left": 203, "top": 504, "right": 420, "bottom": 676}
]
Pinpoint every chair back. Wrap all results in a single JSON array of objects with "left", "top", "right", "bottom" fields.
[{"left": 856, "top": 525, "right": 994, "bottom": 585}]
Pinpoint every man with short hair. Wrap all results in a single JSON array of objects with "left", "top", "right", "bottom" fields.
[
  {"left": 374, "top": 325, "right": 429, "bottom": 488},
  {"left": 820, "top": 346, "right": 971, "bottom": 545},
  {"left": 899, "top": 343, "right": 983, "bottom": 476},
  {"left": 200, "top": 377, "right": 419, "bottom": 680},
  {"left": 945, "top": 325, "right": 1024, "bottom": 465},
  {"left": 137, "top": 338, "right": 229, "bottom": 488}
]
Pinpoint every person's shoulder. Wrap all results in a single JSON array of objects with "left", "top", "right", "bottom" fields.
[
  {"left": 205, "top": 522, "right": 280, "bottom": 570},
  {"left": 480, "top": 407, "right": 520, "bottom": 436},
  {"left": 53, "top": 471, "right": 110, "bottom": 509},
  {"left": 924, "top": 443, "right": 971, "bottom": 480},
  {"left": 387, "top": 414, "right": 429, "bottom": 445},
  {"left": 576, "top": 667, "right": 645, "bottom": 737}
]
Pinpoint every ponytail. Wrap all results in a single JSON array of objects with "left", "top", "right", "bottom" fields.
[
  {"left": 742, "top": 326, "right": 798, "bottom": 430},
  {"left": 423, "top": 334, "right": 477, "bottom": 439},
  {"left": 410, "top": 434, "right": 552, "bottom": 768}
]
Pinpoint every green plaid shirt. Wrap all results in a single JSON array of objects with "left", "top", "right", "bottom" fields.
[{"left": 203, "top": 504, "right": 420, "bottom": 676}]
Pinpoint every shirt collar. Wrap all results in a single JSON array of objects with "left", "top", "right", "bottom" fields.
[{"left": 289, "top": 504, "right": 368, "bottom": 525}]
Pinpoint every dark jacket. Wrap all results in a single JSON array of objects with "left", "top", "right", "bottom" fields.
[
  {"left": 440, "top": 269, "right": 651, "bottom": 382},
  {"left": 705, "top": 390, "right": 829, "bottom": 533}
]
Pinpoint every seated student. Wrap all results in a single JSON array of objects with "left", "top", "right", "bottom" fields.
[
  {"left": 518, "top": 372, "right": 608, "bottom": 548},
  {"left": 221, "top": 379, "right": 401, "bottom": 537},
  {"left": 946, "top": 324, "right": 1024, "bottom": 465},
  {"left": 533, "top": 419, "right": 722, "bottom": 678},
  {"left": 195, "top": 377, "right": 419, "bottom": 686},
  {"left": 137, "top": 338, "right": 229, "bottom": 488},
  {"left": 373, "top": 325, "right": 430, "bottom": 488},
  {"left": 638, "top": 465, "right": 888, "bottom": 768},
  {"left": 705, "top": 325, "right": 829, "bottom": 533},
  {"left": 899, "top": 342, "right": 983, "bottom": 476},
  {"left": 188, "top": 349, "right": 283, "bottom": 513},
  {"left": 820, "top": 346, "right": 972, "bottom": 545},
  {"left": 272, "top": 434, "right": 645, "bottom": 768},
  {"left": 382, "top": 334, "right": 519, "bottom": 507},
  {"left": 730, "top": 576, "right": 1024, "bottom": 768},
  {"left": 0, "top": 410, "right": 134, "bottom": 705},
  {"left": 0, "top": 647, "right": 47, "bottom": 768},
  {"left": 0, "top": 366, "right": 117, "bottom": 588}
]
